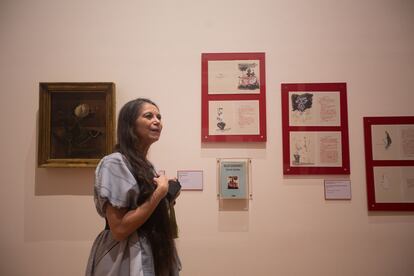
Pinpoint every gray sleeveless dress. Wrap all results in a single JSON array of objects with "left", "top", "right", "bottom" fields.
[{"left": 85, "top": 153, "right": 181, "bottom": 276}]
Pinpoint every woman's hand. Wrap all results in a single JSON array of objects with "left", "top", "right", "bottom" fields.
[
  {"left": 106, "top": 175, "right": 170, "bottom": 241},
  {"left": 153, "top": 174, "right": 169, "bottom": 198}
]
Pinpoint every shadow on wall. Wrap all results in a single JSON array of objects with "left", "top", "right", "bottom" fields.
[
  {"left": 22, "top": 112, "right": 102, "bottom": 243},
  {"left": 35, "top": 167, "right": 94, "bottom": 196},
  {"left": 25, "top": 167, "right": 99, "bottom": 242}
]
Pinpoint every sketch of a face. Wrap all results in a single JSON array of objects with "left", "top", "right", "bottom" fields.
[{"left": 292, "top": 93, "right": 313, "bottom": 112}]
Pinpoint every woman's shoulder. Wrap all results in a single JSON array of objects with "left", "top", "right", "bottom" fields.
[
  {"left": 98, "top": 152, "right": 129, "bottom": 168},
  {"left": 96, "top": 152, "right": 133, "bottom": 177},
  {"left": 101, "top": 152, "right": 124, "bottom": 163},
  {"left": 93, "top": 152, "right": 139, "bottom": 215}
]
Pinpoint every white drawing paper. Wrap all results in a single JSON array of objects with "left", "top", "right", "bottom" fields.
[
  {"left": 371, "top": 124, "right": 414, "bottom": 160},
  {"left": 373, "top": 166, "right": 414, "bottom": 203},
  {"left": 289, "top": 91, "right": 341, "bottom": 126},
  {"left": 208, "top": 60, "right": 261, "bottom": 94},
  {"left": 208, "top": 100, "right": 260, "bottom": 135},
  {"left": 290, "top": 131, "right": 342, "bottom": 167}
]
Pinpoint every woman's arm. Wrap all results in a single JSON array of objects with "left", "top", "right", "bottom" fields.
[{"left": 105, "top": 175, "right": 169, "bottom": 241}]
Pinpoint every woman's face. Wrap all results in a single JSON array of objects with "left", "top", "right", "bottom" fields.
[{"left": 135, "top": 103, "right": 163, "bottom": 147}]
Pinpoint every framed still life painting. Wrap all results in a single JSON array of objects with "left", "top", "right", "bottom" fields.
[
  {"left": 38, "top": 82, "right": 115, "bottom": 167},
  {"left": 201, "top": 52, "right": 266, "bottom": 142},
  {"left": 281, "top": 83, "right": 350, "bottom": 175}
]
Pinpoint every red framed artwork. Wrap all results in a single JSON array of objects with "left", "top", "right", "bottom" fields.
[
  {"left": 281, "top": 83, "right": 350, "bottom": 175},
  {"left": 363, "top": 116, "right": 414, "bottom": 211},
  {"left": 201, "top": 53, "right": 266, "bottom": 142}
]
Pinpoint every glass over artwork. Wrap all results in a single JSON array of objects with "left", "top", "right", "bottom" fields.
[
  {"left": 371, "top": 124, "right": 414, "bottom": 160},
  {"left": 208, "top": 60, "right": 261, "bottom": 94},
  {"left": 289, "top": 91, "right": 341, "bottom": 127},
  {"left": 373, "top": 166, "right": 414, "bottom": 203},
  {"left": 208, "top": 100, "right": 260, "bottom": 136},
  {"left": 281, "top": 83, "right": 350, "bottom": 175},
  {"left": 364, "top": 116, "right": 414, "bottom": 211},
  {"left": 202, "top": 52, "right": 266, "bottom": 142},
  {"left": 217, "top": 159, "right": 249, "bottom": 199},
  {"left": 50, "top": 92, "right": 106, "bottom": 159},
  {"left": 289, "top": 131, "right": 342, "bottom": 167},
  {"left": 38, "top": 82, "right": 115, "bottom": 167}
]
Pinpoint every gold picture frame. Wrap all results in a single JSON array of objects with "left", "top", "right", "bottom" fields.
[{"left": 38, "top": 82, "right": 116, "bottom": 167}]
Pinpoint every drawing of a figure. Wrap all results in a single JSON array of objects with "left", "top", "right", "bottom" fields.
[
  {"left": 216, "top": 107, "right": 226, "bottom": 130},
  {"left": 292, "top": 135, "right": 312, "bottom": 165},
  {"left": 291, "top": 93, "right": 313, "bottom": 112},
  {"left": 238, "top": 63, "right": 260, "bottom": 90},
  {"left": 384, "top": 130, "right": 392, "bottom": 149}
]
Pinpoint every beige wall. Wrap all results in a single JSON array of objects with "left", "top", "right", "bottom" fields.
[{"left": 1, "top": 0, "right": 414, "bottom": 275}]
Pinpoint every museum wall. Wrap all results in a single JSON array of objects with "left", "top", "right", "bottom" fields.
[{"left": 1, "top": 0, "right": 414, "bottom": 275}]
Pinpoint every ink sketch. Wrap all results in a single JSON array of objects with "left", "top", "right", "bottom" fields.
[
  {"left": 208, "top": 60, "right": 261, "bottom": 94},
  {"left": 290, "top": 131, "right": 342, "bottom": 167},
  {"left": 374, "top": 166, "right": 414, "bottom": 203},
  {"left": 289, "top": 91, "right": 340, "bottom": 127},
  {"left": 208, "top": 100, "right": 260, "bottom": 135},
  {"left": 372, "top": 125, "right": 414, "bottom": 160}
]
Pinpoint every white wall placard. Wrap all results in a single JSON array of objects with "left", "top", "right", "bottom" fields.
[
  {"left": 177, "top": 170, "right": 203, "bottom": 190},
  {"left": 324, "top": 179, "right": 351, "bottom": 200}
]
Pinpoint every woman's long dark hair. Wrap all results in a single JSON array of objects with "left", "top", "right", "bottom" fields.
[{"left": 114, "top": 98, "right": 176, "bottom": 275}]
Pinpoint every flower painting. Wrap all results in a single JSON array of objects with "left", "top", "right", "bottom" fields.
[{"left": 38, "top": 83, "right": 115, "bottom": 167}]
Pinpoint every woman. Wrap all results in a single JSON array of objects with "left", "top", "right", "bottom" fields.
[{"left": 86, "top": 98, "right": 181, "bottom": 276}]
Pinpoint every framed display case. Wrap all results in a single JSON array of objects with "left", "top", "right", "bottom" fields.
[
  {"left": 201, "top": 52, "right": 266, "bottom": 142},
  {"left": 217, "top": 158, "right": 251, "bottom": 199},
  {"left": 364, "top": 116, "right": 414, "bottom": 211},
  {"left": 281, "top": 83, "right": 350, "bottom": 175},
  {"left": 38, "top": 82, "right": 115, "bottom": 167}
]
